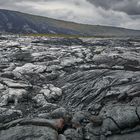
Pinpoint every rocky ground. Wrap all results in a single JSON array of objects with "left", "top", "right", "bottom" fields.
[{"left": 0, "top": 34, "right": 140, "bottom": 140}]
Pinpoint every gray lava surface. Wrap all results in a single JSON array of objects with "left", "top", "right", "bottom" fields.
[{"left": 0, "top": 35, "right": 140, "bottom": 140}]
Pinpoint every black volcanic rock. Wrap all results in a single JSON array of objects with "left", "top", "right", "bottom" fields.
[{"left": 0, "top": 35, "right": 140, "bottom": 139}]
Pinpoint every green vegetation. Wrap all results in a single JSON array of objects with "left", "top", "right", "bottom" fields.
[
  {"left": 23, "top": 33, "right": 84, "bottom": 38},
  {"left": 22, "top": 33, "right": 119, "bottom": 38}
]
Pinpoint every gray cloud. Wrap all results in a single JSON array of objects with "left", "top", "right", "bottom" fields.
[
  {"left": 88, "top": 0, "right": 140, "bottom": 15},
  {"left": 0, "top": 0, "right": 140, "bottom": 30}
]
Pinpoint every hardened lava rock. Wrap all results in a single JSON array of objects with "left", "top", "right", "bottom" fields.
[{"left": 0, "top": 35, "right": 140, "bottom": 139}]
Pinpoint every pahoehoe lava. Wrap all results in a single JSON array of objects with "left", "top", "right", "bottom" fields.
[{"left": 0, "top": 35, "right": 140, "bottom": 140}]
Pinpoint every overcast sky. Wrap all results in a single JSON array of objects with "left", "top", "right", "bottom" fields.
[{"left": 0, "top": 0, "right": 140, "bottom": 30}]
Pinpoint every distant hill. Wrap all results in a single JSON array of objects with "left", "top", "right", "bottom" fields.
[{"left": 0, "top": 9, "right": 140, "bottom": 36}]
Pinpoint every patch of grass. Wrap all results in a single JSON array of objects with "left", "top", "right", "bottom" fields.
[
  {"left": 24, "top": 33, "right": 82, "bottom": 38},
  {"left": 21, "top": 33, "right": 117, "bottom": 38}
]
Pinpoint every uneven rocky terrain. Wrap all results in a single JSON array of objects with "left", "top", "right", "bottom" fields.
[{"left": 0, "top": 34, "right": 140, "bottom": 140}]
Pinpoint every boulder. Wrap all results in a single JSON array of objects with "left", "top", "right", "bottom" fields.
[
  {"left": 40, "top": 84, "right": 62, "bottom": 101},
  {"left": 13, "top": 63, "right": 46, "bottom": 74},
  {"left": 0, "top": 125, "right": 58, "bottom": 140},
  {"left": 64, "top": 128, "right": 83, "bottom": 140},
  {"left": 0, "top": 88, "right": 27, "bottom": 106}
]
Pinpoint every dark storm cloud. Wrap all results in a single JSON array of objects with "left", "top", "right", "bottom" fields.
[
  {"left": 87, "top": 0, "right": 140, "bottom": 15},
  {"left": 0, "top": 0, "right": 140, "bottom": 30}
]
